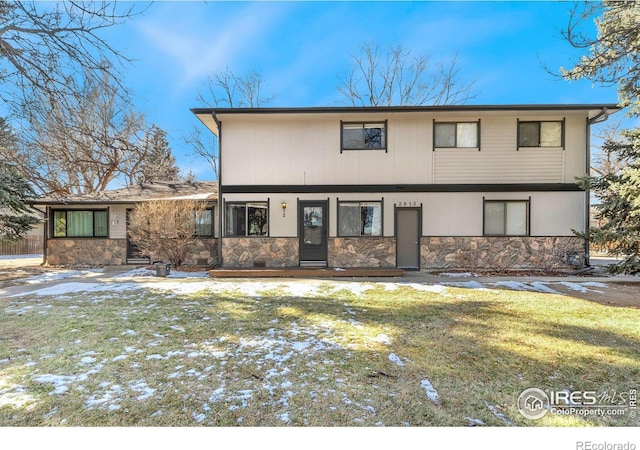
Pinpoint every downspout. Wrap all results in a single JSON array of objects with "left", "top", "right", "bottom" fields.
[
  {"left": 213, "top": 112, "right": 223, "bottom": 268},
  {"left": 585, "top": 107, "right": 610, "bottom": 267}
]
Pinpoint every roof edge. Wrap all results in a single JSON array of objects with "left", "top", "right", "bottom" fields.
[{"left": 191, "top": 103, "right": 622, "bottom": 116}]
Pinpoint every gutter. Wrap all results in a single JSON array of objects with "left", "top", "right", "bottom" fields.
[{"left": 584, "top": 107, "right": 611, "bottom": 267}]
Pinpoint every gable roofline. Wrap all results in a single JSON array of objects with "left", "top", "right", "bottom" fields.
[{"left": 191, "top": 103, "right": 621, "bottom": 136}]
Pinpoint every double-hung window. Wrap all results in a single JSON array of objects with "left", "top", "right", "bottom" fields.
[
  {"left": 338, "top": 201, "right": 382, "bottom": 236},
  {"left": 341, "top": 122, "right": 387, "bottom": 151},
  {"left": 53, "top": 210, "right": 108, "bottom": 238},
  {"left": 434, "top": 121, "right": 480, "bottom": 148},
  {"left": 483, "top": 200, "right": 529, "bottom": 236},
  {"left": 518, "top": 120, "right": 564, "bottom": 148},
  {"left": 225, "top": 202, "right": 269, "bottom": 236}
]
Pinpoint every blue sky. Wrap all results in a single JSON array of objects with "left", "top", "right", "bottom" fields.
[{"left": 101, "top": 1, "right": 622, "bottom": 180}]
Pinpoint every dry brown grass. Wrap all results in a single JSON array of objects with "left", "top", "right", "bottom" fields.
[{"left": 1, "top": 279, "right": 639, "bottom": 427}]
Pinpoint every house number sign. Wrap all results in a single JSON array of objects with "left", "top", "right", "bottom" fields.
[{"left": 395, "top": 202, "right": 418, "bottom": 207}]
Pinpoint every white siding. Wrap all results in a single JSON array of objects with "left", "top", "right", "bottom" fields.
[
  {"left": 222, "top": 191, "right": 585, "bottom": 238},
  {"left": 221, "top": 114, "right": 433, "bottom": 186},
  {"left": 109, "top": 205, "right": 131, "bottom": 239},
  {"left": 220, "top": 111, "right": 589, "bottom": 187}
]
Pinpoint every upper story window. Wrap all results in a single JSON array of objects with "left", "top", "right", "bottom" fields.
[
  {"left": 434, "top": 121, "right": 479, "bottom": 148},
  {"left": 518, "top": 120, "right": 564, "bottom": 148},
  {"left": 483, "top": 200, "right": 529, "bottom": 236},
  {"left": 341, "top": 121, "right": 387, "bottom": 151},
  {"left": 53, "top": 210, "right": 108, "bottom": 238},
  {"left": 225, "top": 202, "right": 268, "bottom": 237},
  {"left": 338, "top": 201, "right": 383, "bottom": 236}
]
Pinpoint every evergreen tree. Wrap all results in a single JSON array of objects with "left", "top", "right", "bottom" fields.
[
  {"left": 0, "top": 120, "right": 40, "bottom": 241},
  {"left": 135, "top": 125, "right": 180, "bottom": 184},
  {"left": 562, "top": 1, "right": 640, "bottom": 274}
]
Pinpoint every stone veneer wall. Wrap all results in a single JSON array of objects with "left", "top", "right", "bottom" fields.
[
  {"left": 222, "top": 237, "right": 299, "bottom": 268},
  {"left": 46, "top": 238, "right": 218, "bottom": 267},
  {"left": 46, "top": 238, "right": 127, "bottom": 267},
  {"left": 421, "top": 236, "right": 585, "bottom": 270},
  {"left": 187, "top": 238, "right": 218, "bottom": 266},
  {"left": 328, "top": 237, "right": 396, "bottom": 267}
]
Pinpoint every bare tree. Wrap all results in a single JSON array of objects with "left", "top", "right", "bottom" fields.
[
  {"left": 184, "top": 125, "right": 219, "bottom": 179},
  {"left": 127, "top": 199, "right": 208, "bottom": 268},
  {"left": 0, "top": 1, "right": 142, "bottom": 112},
  {"left": 196, "top": 67, "right": 275, "bottom": 108},
  {"left": 187, "top": 67, "right": 276, "bottom": 179},
  {"left": 4, "top": 69, "right": 178, "bottom": 196},
  {"left": 337, "top": 43, "right": 476, "bottom": 106},
  {"left": 591, "top": 122, "right": 626, "bottom": 177}
]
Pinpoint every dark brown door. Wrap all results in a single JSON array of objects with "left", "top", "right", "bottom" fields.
[
  {"left": 299, "top": 201, "right": 328, "bottom": 266},
  {"left": 396, "top": 208, "right": 420, "bottom": 269}
]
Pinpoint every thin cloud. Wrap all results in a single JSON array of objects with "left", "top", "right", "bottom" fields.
[{"left": 136, "top": 3, "right": 288, "bottom": 89}]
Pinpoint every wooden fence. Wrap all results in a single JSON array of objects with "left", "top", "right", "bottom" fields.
[{"left": 0, "top": 235, "right": 44, "bottom": 256}]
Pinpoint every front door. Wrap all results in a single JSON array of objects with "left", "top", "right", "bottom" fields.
[
  {"left": 299, "top": 201, "right": 328, "bottom": 267},
  {"left": 396, "top": 208, "right": 420, "bottom": 270},
  {"left": 126, "top": 209, "right": 150, "bottom": 263}
]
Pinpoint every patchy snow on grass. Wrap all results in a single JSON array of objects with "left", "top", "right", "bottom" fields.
[
  {"left": 559, "top": 281, "right": 604, "bottom": 294},
  {"left": 465, "top": 417, "right": 486, "bottom": 426},
  {"left": 527, "top": 282, "right": 561, "bottom": 294},
  {"left": 0, "top": 379, "right": 36, "bottom": 409},
  {"left": 388, "top": 353, "right": 404, "bottom": 367},
  {"left": 420, "top": 379, "right": 440, "bottom": 405},
  {"left": 440, "top": 272, "right": 477, "bottom": 278},
  {"left": 484, "top": 400, "right": 512, "bottom": 425},
  {"left": 19, "top": 269, "right": 103, "bottom": 285},
  {"left": 445, "top": 280, "right": 487, "bottom": 290},
  {"left": 117, "top": 267, "right": 209, "bottom": 279},
  {"left": 374, "top": 334, "right": 393, "bottom": 345},
  {"left": 492, "top": 281, "right": 535, "bottom": 291}
]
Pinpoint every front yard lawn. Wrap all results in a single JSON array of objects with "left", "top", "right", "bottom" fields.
[{"left": 1, "top": 278, "right": 638, "bottom": 426}]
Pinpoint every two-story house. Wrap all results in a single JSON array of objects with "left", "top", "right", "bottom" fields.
[{"left": 192, "top": 104, "right": 618, "bottom": 271}]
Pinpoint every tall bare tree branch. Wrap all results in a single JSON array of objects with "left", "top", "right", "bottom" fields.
[
  {"left": 337, "top": 42, "right": 476, "bottom": 106},
  {"left": 4, "top": 70, "right": 178, "bottom": 196},
  {"left": 0, "top": 1, "right": 144, "bottom": 113}
]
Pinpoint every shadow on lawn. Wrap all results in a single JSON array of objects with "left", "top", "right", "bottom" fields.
[
  {"left": 198, "top": 286, "right": 639, "bottom": 426},
  {"left": 2, "top": 283, "right": 638, "bottom": 427}
]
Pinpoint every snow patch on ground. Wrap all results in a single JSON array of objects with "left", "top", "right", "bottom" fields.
[
  {"left": 117, "top": 268, "right": 210, "bottom": 279},
  {"left": 485, "top": 401, "right": 512, "bottom": 425},
  {"left": 374, "top": 334, "right": 393, "bottom": 345},
  {"left": 20, "top": 269, "right": 103, "bottom": 284},
  {"left": 420, "top": 379, "right": 440, "bottom": 405},
  {"left": 440, "top": 272, "right": 477, "bottom": 278},
  {"left": 388, "top": 353, "right": 404, "bottom": 367}
]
